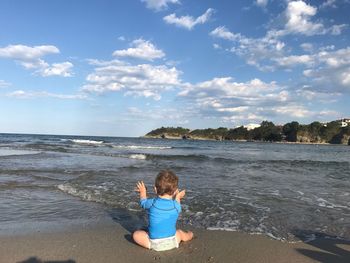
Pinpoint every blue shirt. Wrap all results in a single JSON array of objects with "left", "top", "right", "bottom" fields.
[{"left": 140, "top": 197, "right": 181, "bottom": 239}]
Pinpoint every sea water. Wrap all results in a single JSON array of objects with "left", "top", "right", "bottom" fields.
[{"left": 0, "top": 133, "right": 349, "bottom": 241}]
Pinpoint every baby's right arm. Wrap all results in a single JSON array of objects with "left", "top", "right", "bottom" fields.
[
  {"left": 135, "top": 181, "right": 147, "bottom": 200},
  {"left": 175, "top": 189, "right": 186, "bottom": 203}
]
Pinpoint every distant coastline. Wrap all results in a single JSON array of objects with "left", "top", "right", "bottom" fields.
[{"left": 144, "top": 119, "right": 350, "bottom": 145}]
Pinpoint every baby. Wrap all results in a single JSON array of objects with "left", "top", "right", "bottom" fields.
[{"left": 133, "top": 170, "right": 193, "bottom": 251}]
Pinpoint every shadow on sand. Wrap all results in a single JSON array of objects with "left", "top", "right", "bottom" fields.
[
  {"left": 292, "top": 230, "right": 350, "bottom": 263},
  {"left": 107, "top": 207, "right": 147, "bottom": 244},
  {"left": 18, "top": 257, "right": 75, "bottom": 263}
]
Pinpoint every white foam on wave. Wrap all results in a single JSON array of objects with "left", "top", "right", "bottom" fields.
[
  {"left": 112, "top": 145, "right": 172, "bottom": 150},
  {"left": 70, "top": 139, "right": 104, "bottom": 145},
  {"left": 57, "top": 184, "right": 96, "bottom": 202},
  {"left": 128, "top": 154, "right": 147, "bottom": 160},
  {"left": 316, "top": 197, "right": 349, "bottom": 210},
  {"left": 0, "top": 149, "right": 41, "bottom": 157},
  {"left": 207, "top": 227, "right": 237, "bottom": 231}
]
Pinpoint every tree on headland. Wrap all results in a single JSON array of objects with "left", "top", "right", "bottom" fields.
[
  {"left": 250, "top": 121, "right": 282, "bottom": 142},
  {"left": 188, "top": 127, "right": 228, "bottom": 140},
  {"left": 225, "top": 126, "right": 248, "bottom": 140},
  {"left": 283, "top": 121, "right": 300, "bottom": 142}
]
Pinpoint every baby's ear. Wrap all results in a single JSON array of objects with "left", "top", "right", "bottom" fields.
[{"left": 154, "top": 186, "right": 157, "bottom": 194}]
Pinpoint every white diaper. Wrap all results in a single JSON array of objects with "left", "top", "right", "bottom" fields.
[{"left": 149, "top": 235, "right": 179, "bottom": 251}]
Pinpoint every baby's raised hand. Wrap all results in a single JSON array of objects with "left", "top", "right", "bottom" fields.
[
  {"left": 135, "top": 181, "right": 147, "bottom": 199},
  {"left": 175, "top": 189, "right": 186, "bottom": 202}
]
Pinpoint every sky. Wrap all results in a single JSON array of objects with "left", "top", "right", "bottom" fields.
[{"left": 0, "top": 0, "right": 349, "bottom": 137}]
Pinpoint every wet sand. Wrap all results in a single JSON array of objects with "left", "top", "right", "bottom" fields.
[{"left": 0, "top": 223, "right": 349, "bottom": 263}]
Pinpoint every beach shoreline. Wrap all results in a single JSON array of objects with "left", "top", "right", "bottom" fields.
[{"left": 1, "top": 222, "right": 349, "bottom": 263}]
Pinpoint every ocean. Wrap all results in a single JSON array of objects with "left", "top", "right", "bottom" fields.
[{"left": 0, "top": 133, "right": 349, "bottom": 242}]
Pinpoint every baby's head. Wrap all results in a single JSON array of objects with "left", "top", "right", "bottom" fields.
[{"left": 155, "top": 170, "right": 178, "bottom": 196}]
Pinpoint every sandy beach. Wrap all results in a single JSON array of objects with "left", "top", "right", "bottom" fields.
[{"left": 0, "top": 222, "right": 349, "bottom": 263}]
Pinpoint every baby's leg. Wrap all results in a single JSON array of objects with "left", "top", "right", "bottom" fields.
[
  {"left": 176, "top": 229, "right": 194, "bottom": 244},
  {"left": 132, "top": 230, "right": 151, "bottom": 249}
]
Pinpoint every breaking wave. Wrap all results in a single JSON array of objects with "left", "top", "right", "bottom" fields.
[
  {"left": 112, "top": 145, "right": 172, "bottom": 150},
  {"left": 70, "top": 139, "right": 104, "bottom": 145}
]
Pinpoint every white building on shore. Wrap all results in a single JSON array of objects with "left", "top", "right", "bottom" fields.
[{"left": 340, "top": 118, "right": 350, "bottom": 127}]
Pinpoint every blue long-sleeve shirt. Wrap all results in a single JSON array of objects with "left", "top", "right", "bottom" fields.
[{"left": 140, "top": 197, "right": 181, "bottom": 239}]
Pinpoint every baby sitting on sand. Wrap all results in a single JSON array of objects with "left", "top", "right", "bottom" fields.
[{"left": 133, "top": 170, "right": 193, "bottom": 251}]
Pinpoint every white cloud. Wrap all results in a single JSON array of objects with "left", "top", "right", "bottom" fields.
[
  {"left": 296, "top": 87, "right": 341, "bottom": 101},
  {"left": 210, "top": 27, "right": 285, "bottom": 71},
  {"left": 213, "top": 43, "right": 221, "bottom": 50},
  {"left": 299, "top": 47, "right": 350, "bottom": 91},
  {"left": 256, "top": 0, "right": 268, "bottom": 7},
  {"left": 40, "top": 62, "right": 74, "bottom": 77},
  {"left": 179, "top": 77, "right": 280, "bottom": 98},
  {"left": 7, "top": 90, "right": 87, "bottom": 100},
  {"left": 176, "top": 75, "right": 342, "bottom": 124},
  {"left": 273, "top": 54, "right": 314, "bottom": 67},
  {"left": 210, "top": 26, "right": 240, "bottom": 41},
  {"left": 0, "top": 44, "right": 59, "bottom": 60},
  {"left": 141, "top": 0, "right": 180, "bottom": 11},
  {"left": 82, "top": 59, "right": 182, "bottom": 100},
  {"left": 163, "top": 8, "right": 214, "bottom": 30},
  {"left": 263, "top": 47, "right": 350, "bottom": 91},
  {"left": 177, "top": 77, "right": 313, "bottom": 123},
  {"left": 0, "top": 80, "right": 11, "bottom": 88},
  {"left": 113, "top": 39, "right": 165, "bottom": 61},
  {"left": 320, "top": 0, "right": 337, "bottom": 9},
  {"left": 330, "top": 24, "right": 348, "bottom": 35},
  {"left": 300, "top": 43, "right": 313, "bottom": 52},
  {"left": 273, "top": 1, "right": 346, "bottom": 36},
  {"left": 283, "top": 0, "right": 324, "bottom": 36},
  {"left": 271, "top": 105, "right": 312, "bottom": 118},
  {"left": 0, "top": 44, "right": 73, "bottom": 77}
]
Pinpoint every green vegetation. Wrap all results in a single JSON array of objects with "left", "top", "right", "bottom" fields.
[
  {"left": 190, "top": 127, "right": 228, "bottom": 140},
  {"left": 146, "top": 127, "right": 190, "bottom": 138},
  {"left": 145, "top": 119, "right": 350, "bottom": 145}
]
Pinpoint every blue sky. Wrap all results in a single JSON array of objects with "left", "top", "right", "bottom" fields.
[{"left": 0, "top": 0, "right": 349, "bottom": 136}]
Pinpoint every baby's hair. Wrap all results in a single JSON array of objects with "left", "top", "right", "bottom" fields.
[{"left": 155, "top": 170, "right": 178, "bottom": 196}]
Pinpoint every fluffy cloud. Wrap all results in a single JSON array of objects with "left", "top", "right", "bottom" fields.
[
  {"left": 40, "top": 62, "right": 74, "bottom": 77},
  {"left": 210, "top": 1, "right": 348, "bottom": 75},
  {"left": 273, "top": 1, "right": 347, "bottom": 36},
  {"left": 301, "top": 47, "right": 350, "bottom": 91},
  {"left": 283, "top": 0, "right": 324, "bottom": 36},
  {"left": 113, "top": 39, "right": 165, "bottom": 61},
  {"left": 82, "top": 59, "right": 181, "bottom": 100},
  {"left": 141, "top": 0, "right": 179, "bottom": 11},
  {"left": 178, "top": 76, "right": 341, "bottom": 124},
  {"left": 273, "top": 54, "right": 314, "bottom": 67},
  {"left": 177, "top": 77, "right": 316, "bottom": 123},
  {"left": 0, "top": 44, "right": 59, "bottom": 60},
  {"left": 179, "top": 77, "right": 281, "bottom": 99},
  {"left": 210, "top": 26, "right": 241, "bottom": 41},
  {"left": 266, "top": 47, "right": 350, "bottom": 90},
  {"left": 210, "top": 27, "right": 285, "bottom": 71},
  {"left": 7, "top": 90, "right": 87, "bottom": 100},
  {"left": 163, "top": 8, "right": 214, "bottom": 30},
  {"left": 0, "top": 44, "right": 73, "bottom": 77}
]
